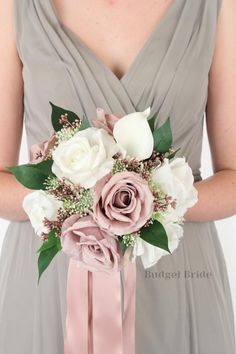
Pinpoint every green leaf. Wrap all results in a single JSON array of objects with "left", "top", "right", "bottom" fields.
[
  {"left": 148, "top": 116, "right": 156, "bottom": 132},
  {"left": 37, "top": 229, "right": 60, "bottom": 253},
  {"left": 168, "top": 148, "right": 181, "bottom": 160},
  {"left": 118, "top": 237, "right": 130, "bottom": 256},
  {"left": 8, "top": 160, "right": 54, "bottom": 190},
  {"left": 49, "top": 101, "right": 80, "bottom": 132},
  {"left": 80, "top": 113, "right": 90, "bottom": 130},
  {"left": 37, "top": 246, "right": 61, "bottom": 283},
  {"left": 140, "top": 220, "right": 171, "bottom": 253},
  {"left": 153, "top": 117, "right": 173, "bottom": 154},
  {"left": 37, "top": 229, "right": 62, "bottom": 283}
]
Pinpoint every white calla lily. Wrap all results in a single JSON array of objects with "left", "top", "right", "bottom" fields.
[{"left": 113, "top": 107, "right": 154, "bottom": 161}]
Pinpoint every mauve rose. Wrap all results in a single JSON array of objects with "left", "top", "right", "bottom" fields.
[
  {"left": 29, "top": 134, "right": 56, "bottom": 163},
  {"left": 92, "top": 107, "right": 121, "bottom": 135},
  {"left": 93, "top": 172, "right": 154, "bottom": 235},
  {"left": 61, "top": 214, "right": 122, "bottom": 272}
]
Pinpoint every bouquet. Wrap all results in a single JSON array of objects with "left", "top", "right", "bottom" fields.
[{"left": 9, "top": 103, "right": 198, "bottom": 282}]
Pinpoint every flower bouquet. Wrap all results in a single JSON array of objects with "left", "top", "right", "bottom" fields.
[{"left": 9, "top": 104, "right": 198, "bottom": 282}]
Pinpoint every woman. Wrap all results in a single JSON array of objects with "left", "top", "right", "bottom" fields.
[{"left": 0, "top": 0, "right": 235, "bottom": 353}]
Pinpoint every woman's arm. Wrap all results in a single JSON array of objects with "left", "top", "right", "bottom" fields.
[
  {"left": 185, "top": 0, "right": 236, "bottom": 222},
  {"left": 0, "top": 0, "right": 31, "bottom": 221}
]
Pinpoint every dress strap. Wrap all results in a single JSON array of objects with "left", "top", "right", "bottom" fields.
[{"left": 13, "top": 0, "right": 29, "bottom": 58}]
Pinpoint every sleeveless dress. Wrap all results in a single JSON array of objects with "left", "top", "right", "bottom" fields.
[{"left": 0, "top": 0, "right": 235, "bottom": 353}]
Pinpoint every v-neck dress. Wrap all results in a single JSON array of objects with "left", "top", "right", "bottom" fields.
[{"left": 0, "top": 0, "right": 235, "bottom": 353}]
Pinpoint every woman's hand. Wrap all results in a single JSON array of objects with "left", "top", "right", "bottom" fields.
[{"left": 184, "top": 170, "right": 236, "bottom": 222}]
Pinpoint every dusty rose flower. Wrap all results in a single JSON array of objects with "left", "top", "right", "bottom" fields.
[
  {"left": 61, "top": 214, "right": 122, "bottom": 272},
  {"left": 29, "top": 134, "right": 56, "bottom": 163},
  {"left": 92, "top": 107, "right": 121, "bottom": 135},
  {"left": 93, "top": 172, "right": 154, "bottom": 235}
]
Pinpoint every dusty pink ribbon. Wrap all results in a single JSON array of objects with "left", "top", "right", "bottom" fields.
[{"left": 64, "top": 259, "right": 136, "bottom": 354}]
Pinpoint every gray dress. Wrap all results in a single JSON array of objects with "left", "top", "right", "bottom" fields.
[{"left": 0, "top": 0, "right": 235, "bottom": 353}]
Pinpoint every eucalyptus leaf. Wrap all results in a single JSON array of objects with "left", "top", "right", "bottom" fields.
[
  {"left": 153, "top": 117, "right": 173, "bottom": 154},
  {"left": 8, "top": 160, "right": 54, "bottom": 190},
  {"left": 37, "top": 230, "right": 62, "bottom": 283},
  {"left": 49, "top": 101, "right": 80, "bottom": 131},
  {"left": 140, "top": 220, "right": 171, "bottom": 253}
]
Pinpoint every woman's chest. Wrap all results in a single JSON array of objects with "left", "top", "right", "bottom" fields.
[{"left": 51, "top": 0, "right": 175, "bottom": 79}]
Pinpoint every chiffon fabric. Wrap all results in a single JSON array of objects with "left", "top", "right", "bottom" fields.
[{"left": 0, "top": 0, "right": 235, "bottom": 353}]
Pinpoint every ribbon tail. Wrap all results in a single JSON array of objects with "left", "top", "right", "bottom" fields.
[
  {"left": 123, "top": 260, "right": 137, "bottom": 354},
  {"left": 92, "top": 271, "right": 123, "bottom": 354},
  {"left": 64, "top": 259, "right": 137, "bottom": 354},
  {"left": 64, "top": 259, "right": 89, "bottom": 354}
]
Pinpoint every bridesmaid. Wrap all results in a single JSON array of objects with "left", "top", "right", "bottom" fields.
[{"left": 0, "top": 0, "right": 235, "bottom": 353}]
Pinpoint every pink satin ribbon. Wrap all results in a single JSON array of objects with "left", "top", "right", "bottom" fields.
[{"left": 64, "top": 259, "right": 136, "bottom": 354}]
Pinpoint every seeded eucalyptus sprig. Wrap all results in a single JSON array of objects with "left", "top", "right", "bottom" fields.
[
  {"left": 63, "top": 189, "right": 93, "bottom": 216},
  {"left": 118, "top": 233, "right": 137, "bottom": 255}
]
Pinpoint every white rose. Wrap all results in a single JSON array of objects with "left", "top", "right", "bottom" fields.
[
  {"left": 113, "top": 107, "right": 154, "bottom": 161},
  {"left": 151, "top": 157, "right": 198, "bottom": 219},
  {"left": 133, "top": 157, "right": 198, "bottom": 269},
  {"left": 133, "top": 222, "right": 183, "bottom": 268},
  {"left": 52, "top": 127, "right": 118, "bottom": 188},
  {"left": 23, "top": 190, "right": 62, "bottom": 236}
]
